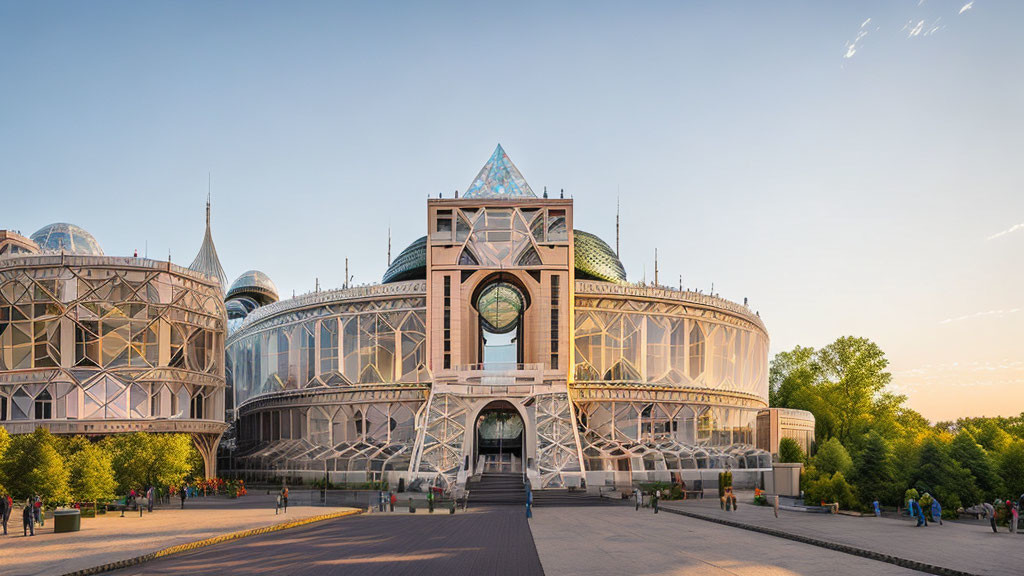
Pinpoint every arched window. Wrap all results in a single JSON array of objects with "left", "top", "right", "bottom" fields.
[
  {"left": 34, "top": 389, "right": 52, "bottom": 420},
  {"left": 689, "top": 322, "right": 705, "bottom": 379}
]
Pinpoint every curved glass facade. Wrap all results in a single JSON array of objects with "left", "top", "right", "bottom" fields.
[{"left": 30, "top": 223, "right": 104, "bottom": 256}]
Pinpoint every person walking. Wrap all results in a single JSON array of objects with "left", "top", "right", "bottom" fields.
[
  {"left": 179, "top": 484, "right": 187, "bottom": 509},
  {"left": 281, "top": 486, "right": 289, "bottom": 513},
  {"left": 931, "top": 497, "right": 943, "bottom": 525},
  {"left": 982, "top": 501, "right": 997, "bottom": 533},
  {"left": 0, "top": 493, "right": 9, "bottom": 535},
  {"left": 22, "top": 500, "right": 33, "bottom": 537}
]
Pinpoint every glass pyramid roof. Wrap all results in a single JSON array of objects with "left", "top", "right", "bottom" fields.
[{"left": 464, "top": 144, "right": 535, "bottom": 199}]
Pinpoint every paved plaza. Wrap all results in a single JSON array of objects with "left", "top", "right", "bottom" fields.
[
  {"left": 109, "top": 506, "right": 543, "bottom": 576},
  {"left": 530, "top": 506, "right": 925, "bottom": 576},
  {"left": 0, "top": 492, "right": 355, "bottom": 576},
  {"left": 660, "top": 496, "right": 1022, "bottom": 576}
]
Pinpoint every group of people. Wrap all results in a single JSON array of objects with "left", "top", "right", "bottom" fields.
[
  {"left": 906, "top": 494, "right": 943, "bottom": 527},
  {"left": 980, "top": 497, "right": 1022, "bottom": 534},
  {"left": 0, "top": 493, "right": 43, "bottom": 536},
  {"left": 633, "top": 487, "right": 663, "bottom": 513}
]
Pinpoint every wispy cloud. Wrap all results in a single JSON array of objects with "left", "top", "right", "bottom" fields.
[
  {"left": 903, "top": 18, "right": 945, "bottom": 38},
  {"left": 843, "top": 18, "right": 872, "bottom": 59},
  {"left": 939, "top": 308, "right": 1021, "bottom": 324},
  {"left": 959, "top": 1, "right": 974, "bottom": 15},
  {"left": 986, "top": 222, "right": 1024, "bottom": 240}
]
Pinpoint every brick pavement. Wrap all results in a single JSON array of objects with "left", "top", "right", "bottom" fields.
[{"left": 0, "top": 492, "right": 355, "bottom": 576}]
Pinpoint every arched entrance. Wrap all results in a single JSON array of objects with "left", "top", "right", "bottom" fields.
[{"left": 474, "top": 400, "right": 525, "bottom": 473}]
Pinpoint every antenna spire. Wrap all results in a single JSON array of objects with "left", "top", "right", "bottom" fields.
[
  {"left": 387, "top": 226, "right": 392, "bottom": 267},
  {"left": 206, "top": 173, "right": 212, "bottom": 229},
  {"left": 654, "top": 248, "right": 659, "bottom": 286},
  {"left": 615, "top": 190, "right": 620, "bottom": 258}
]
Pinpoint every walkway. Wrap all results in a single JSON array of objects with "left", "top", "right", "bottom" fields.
[
  {"left": 0, "top": 492, "right": 355, "bottom": 576},
  {"left": 530, "top": 505, "right": 926, "bottom": 575},
  {"left": 660, "top": 497, "right": 1022, "bottom": 576},
  {"left": 109, "top": 506, "right": 543, "bottom": 576}
]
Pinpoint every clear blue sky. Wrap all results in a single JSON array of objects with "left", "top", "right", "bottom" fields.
[{"left": 2, "top": 1, "right": 1021, "bottom": 420}]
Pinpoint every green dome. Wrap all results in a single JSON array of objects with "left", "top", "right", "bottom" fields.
[
  {"left": 574, "top": 230, "right": 626, "bottom": 283},
  {"left": 382, "top": 236, "right": 427, "bottom": 283},
  {"left": 476, "top": 282, "right": 525, "bottom": 333},
  {"left": 381, "top": 231, "right": 626, "bottom": 284}
]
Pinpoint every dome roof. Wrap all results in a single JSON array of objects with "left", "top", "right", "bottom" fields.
[
  {"left": 381, "top": 231, "right": 626, "bottom": 284},
  {"left": 382, "top": 236, "right": 427, "bottom": 284},
  {"left": 574, "top": 230, "right": 627, "bottom": 284},
  {"left": 227, "top": 270, "right": 279, "bottom": 305},
  {"left": 30, "top": 223, "right": 104, "bottom": 256}
]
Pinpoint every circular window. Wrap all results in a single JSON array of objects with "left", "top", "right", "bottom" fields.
[{"left": 476, "top": 282, "right": 524, "bottom": 333}]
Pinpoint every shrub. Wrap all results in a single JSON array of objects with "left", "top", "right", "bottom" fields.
[
  {"left": 778, "top": 438, "right": 806, "bottom": 464},
  {"left": 806, "top": 470, "right": 857, "bottom": 510}
]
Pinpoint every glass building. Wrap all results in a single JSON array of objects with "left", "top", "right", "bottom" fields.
[
  {"left": 0, "top": 211, "right": 229, "bottom": 477},
  {"left": 225, "top": 145, "right": 794, "bottom": 491}
]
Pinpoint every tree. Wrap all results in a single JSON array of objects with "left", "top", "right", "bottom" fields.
[
  {"left": 950, "top": 430, "right": 1003, "bottom": 501},
  {"left": 102, "top": 433, "right": 194, "bottom": 493},
  {"left": 999, "top": 441, "right": 1024, "bottom": 499},
  {"left": 769, "top": 346, "right": 817, "bottom": 407},
  {"left": 67, "top": 443, "right": 116, "bottom": 503},
  {"left": 813, "top": 337, "right": 894, "bottom": 448},
  {"left": 0, "top": 428, "right": 70, "bottom": 504},
  {"left": 814, "top": 437, "right": 853, "bottom": 477},
  {"left": 911, "top": 435, "right": 977, "bottom": 512},
  {"left": 852, "top": 431, "right": 895, "bottom": 506},
  {"left": 778, "top": 437, "right": 806, "bottom": 464}
]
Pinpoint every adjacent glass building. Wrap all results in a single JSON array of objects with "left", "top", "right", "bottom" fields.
[
  {"left": 225, "top": 145, "right": 792, "bottom": 491},
  {"left": 0, "top": 214, "right": 229, "bottom": 477}
]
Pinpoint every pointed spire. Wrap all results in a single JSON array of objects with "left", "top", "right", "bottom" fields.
[
  {"left": 387, "top": 226, "right": 392, "bottom": 267},
  {"left": 189, "top": 188, "right": 228, "bottom": 295},
  {"left": 464, "top": 144, "right": 535, "bottom": 198},
  {"left": 654, "top": 248, "right": 659, "bottom": 287}
]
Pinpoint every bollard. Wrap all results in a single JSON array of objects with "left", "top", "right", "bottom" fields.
[{"left": 409, "top": 497, "right": 415, "bottom": 513}]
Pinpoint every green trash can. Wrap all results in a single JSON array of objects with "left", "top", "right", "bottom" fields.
[{"left": 53, "top": 508, "right": 81, "bottom": 533}]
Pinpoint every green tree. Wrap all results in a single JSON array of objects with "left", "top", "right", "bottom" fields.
[
  {"left": 852, "top": 431, "right": 895, "bottom": 506},
  {"left": 769, "top": 346, "right": 817, "bottom": 407},
  {"left": 805, "top": 469, "right": 857, "bottom": 509},
  {"left": 999, "top": 441, "right": 1024, "bottom": 498},
  {"left": 778, "top": 437, "right": 806, "bottom": 464},
  {"left": 812, "top": 337, "right": 895, "bottom": 448},
  {"left": 950, "top": 430, "right": 1003, "bottom": 501},
  {"left": 102, "top": 433, "right": 194, "bottom": 493},
  {"left": 0, "top": 428, "right": 70, "bottom": 503},
  {"left": 911, "top": 435, "right": 977, "bottom": 512},
  {"left": 67, "top": 443, "right": 116, "bottom": 503},
  {"left": 814, "top": 437, "right": 853, "bottom": 477}
]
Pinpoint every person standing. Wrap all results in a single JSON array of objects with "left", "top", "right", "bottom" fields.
[
  {"left": 428, "top": 490, "right": 435, "bottom": 513},
  {"left": 147, "top": 487, "right": 155, "bottom": 513},
  {"left": 1011, "top": 504, "right": 1019, "bottom": 535},
  {"left": 873, "top": 499, "right": 881, "bottom": 518},
  {"left": 931, "top": 497, "right": 943, "bottom": 525},
  {"left": 275, "top": 493, "right": 282, "bottom": 515},
  {"left": 33, "top": 495, "right": 42, "bottom": 527},
  {"left": 982, "top": 501, "right": 997, "bottom": 533},
  {"left": 22, "top": 500, "right": 33, "bottom": 537},
  {"left": 281, "top": 486, "right": 289, "bottom": 513},
  {"left": 0, "top": 493, "right": 8, "bottom": 535},
  {"left": 389, "top": 492, "right": 396, "bottom": 512},
  {"left": 179, "top": 484, "right": 187, "bottom": 509},
  {"left": 635, "top": 487, "right": 642, "bottom": 511},
  {"left": 653, "top": 489, "right": 660, "bottom": 514}
]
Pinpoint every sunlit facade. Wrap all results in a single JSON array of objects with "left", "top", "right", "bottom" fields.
[
  {"left": 226, "top": 145, "right": 774, "bottom": 491},
  {"left": 0, "top": 213, "right": 229, "bottom": 477}
]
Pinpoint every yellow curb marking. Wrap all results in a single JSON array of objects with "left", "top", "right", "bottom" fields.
[{"left": 62, "top": 509, "right": 362, "bottom": 576}]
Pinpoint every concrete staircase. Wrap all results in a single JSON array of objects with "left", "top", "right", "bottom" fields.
[{"left": 466, "top": 473, "right": 526, "bottom": 506}]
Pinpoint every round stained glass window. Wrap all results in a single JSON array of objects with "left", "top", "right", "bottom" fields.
[{"left": 476, "top": 282, "right": 524, "bottom": 334}]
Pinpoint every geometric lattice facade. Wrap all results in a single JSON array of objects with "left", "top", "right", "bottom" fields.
[
  {"left": 0, "top": 253, "right": 228, "bottom": 476},
  {"left": 224, "top": 146, "right": 771, "bottom": 492}
]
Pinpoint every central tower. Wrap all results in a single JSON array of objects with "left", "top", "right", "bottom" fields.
[{"left": 412, "top": 145, "right": 585, "bottom": 489}]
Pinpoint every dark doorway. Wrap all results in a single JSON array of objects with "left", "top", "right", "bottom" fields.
[{"left": 475, "top": 401, "right": 525, "bottom": 473}]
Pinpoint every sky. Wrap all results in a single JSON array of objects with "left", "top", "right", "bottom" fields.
[{"left": 1, "top": 1, "right": 1021, "bottom": 422}]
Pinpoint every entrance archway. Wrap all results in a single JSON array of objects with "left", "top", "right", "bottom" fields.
[{"left": 474, "top": 400, "right": 525, "bottom": 474}]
